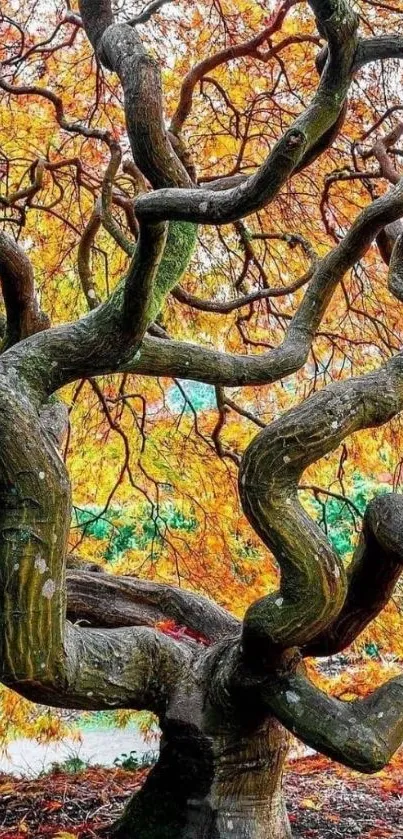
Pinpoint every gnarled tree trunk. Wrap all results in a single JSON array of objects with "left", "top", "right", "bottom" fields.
[
  {"left": 2, "top": 0, "right": 403, "bottom": 836},
  {"left": 112, "top": 659, "right": 291, "bottom": 839}
]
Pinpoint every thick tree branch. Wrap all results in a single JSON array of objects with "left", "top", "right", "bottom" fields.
[
  {"left": 0, "top": 220, "right": 195, "bottom": 400},
  {"left": 304, "top": 494, "right": 403, "bottom": 656},
  {"left": 133, "top": 0, "right": 359, "bottom": 224},
  {"left": 354, "top": 36, "right": 403, "bottom": 71},
  {"left": 263, "top": 670, "right": 403, "bottom": 773},
  {"left": 116, "top": 179, "right": 403, "bottom": 386},
  {"left": 389, "top": 230, "right": 403, "bottom": 300},
  {"left": 66, "top": 569, "right": 240, "bottom": 643},
  {"left": 0, "top": 373, "right": 189, "bottom": 712},
  {"left": 3, "top": 176, "right": 402, "bottom": 400},
  {"left": 78, "top": 0, "right": 191, "bottom": 190},
  {"left": 361, "top": 121, "right": 403, "bottom": 265},
  {"left": 239, "top": 344, "right": 403, "bottom": 655}
]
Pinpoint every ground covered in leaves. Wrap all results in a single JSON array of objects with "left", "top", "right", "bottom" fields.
[{"left": 0, "top": 752, "right": 401, "bottom": 838}]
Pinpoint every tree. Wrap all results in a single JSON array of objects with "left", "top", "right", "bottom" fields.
[{"left": 1, "top": 0, "right": 403, "bottom": 836}]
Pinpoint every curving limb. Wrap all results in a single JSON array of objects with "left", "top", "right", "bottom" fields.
[
  {"left": 129, "top": 0, "right": 173, "bottom": 26},
  {"left": 389, "top": 232, "right": 403, "bottom": 300},
  {"left": 361, "top": 121, "right": 403, "bottom": 264},
  {"left": 1, "top": 176, "right": 402, "bottom": 403},
  {"left": 130, "top": 27, "right": 403, "bottom": 227},
  {"left": 119, "top": 178, "right": 403, "bottom": 387},
  {"left": 0, "top": 218, "right": 198, "bottom": 402},
  {"left": 262, "top": 670, "right": 403, "bottom": 773},
  {"left": 0, "top": 371, "right": 189, "bottom": 713},
  {"left": 133, "top": 0, "right": 359, "bottom": 224},
  {"left": 354, "top": 35, "right": 403, "bottom": 71},
  {"left": 77, "top": 199, "right": 103, "bottom": 310},
  {"left": 304, "top": 494, "right": 403, "bottom": 656},
  {"left": 172, "top": 231, "right": 318, "bottom": 313},
  {"left": 239, "top": 350, "right": 403, "bottom": 654},
  {"left": 78, "top": 0, "right": 191, "bottom": 190},
  {"left": 66, "top": 568, "right": 240, "bottom": 643}
]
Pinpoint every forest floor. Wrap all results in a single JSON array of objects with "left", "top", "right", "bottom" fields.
[{"left": 0, "top": 751, "right": 401, "bottom": 838}]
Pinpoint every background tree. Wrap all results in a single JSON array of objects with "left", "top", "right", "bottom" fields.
[{"left": 1, "top": 0, "right": 403, "bottom": 836}]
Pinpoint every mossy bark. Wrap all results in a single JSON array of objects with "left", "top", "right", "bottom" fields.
[{"left": 112, "top": 689, "right": 291, "bottom": 839}]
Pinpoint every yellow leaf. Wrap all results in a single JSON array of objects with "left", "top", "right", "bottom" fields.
[{"left": 301, "top": 798, "right": 322, "bottom": 810}]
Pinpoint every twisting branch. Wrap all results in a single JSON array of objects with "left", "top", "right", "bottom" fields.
[
  {"left": 5, "top": 174, "right": 403, "bottom": 401},
  {"left": 211, "top": 386, "right": 241, "bottom": 466},
  {"left": 77, "top": 199, "right": 102, "bottom": 310},
  {"left": 367, "top": 122, "right": 403, "bottom": 186},
  {"left": 304, "top": 494, "right": 403, "bottom": 655},
  {"left": 117, "top": 178, "right": 403, "bottom": 387},
  {"left": 239, "top": 339, "right": 403, "bottom": 654},
  {"left": 78, "top": 0, "right": 191, "bottom": 190},
  {"left": 172, "top": 230, "right": 318, "bottom": 313},
  {"left": 67, "top": 569, "right": 240, "bottom": 643},
  {"left": 134, "top": 0, "right": 360, "bottom": 224},
  {"left": 389, "top": 231, "right": 403, "bottom": 300},
  {"left": 128, "top": 0, "right": 173, "bottom": 26},
  {"left": 358, "top": 121, "right": 403, "bottom": 264},
  {"left": 0, "top": 157, "right": 46, "bottom": 208},
  {"left": 262, "top": 669, "right": 403, "bottom": 773},
  {"left": 77, "top": 144, "right": 137, "bottom": 309},
  {"left": 0, "top": 77, "right": 114, "bottom": 147},
  {"left": 100, "top": 142, "right": 135, "bottom": 256}
]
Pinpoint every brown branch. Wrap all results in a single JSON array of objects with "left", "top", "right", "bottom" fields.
[
  {"left": 170, "top": 0, "right": 313, "bottom": 135},
  {"left": 0, "top": 77, "right": 114, "bottom": 147},
  {"left": 78, "top": 0, "right": 191, "bottom": 189},
  {"left": 359, "top": 122, "right": 403, "bottom": 265},
  {"left": 354, "top": 35, "right": 403, "bottom": 71},
  {"left": 172, "top": 232, "right": 318, "bottom": 313},
  {"left": 77, "top": 199, "right": 102, "bottom": 310},
  {"left": 362, "top": 122, "right": 403, "bottom": 185},
  {"left": 66, "top": 569, "right": 240, "bottom": 643},
  {"left": 388, "top": 230, "right": 403, "bottom": 300},
  {"left": 128, "top": 0, "right": 173, "bottom": 26},
  {"left": 304, "top": 494, "right": 403, "bottom": 656},
  {"left": 263, "top": 669, "right": 403, "bottom": 774},
  {"left": 0, "top": 157, "right": 46, "bottom": 208}
]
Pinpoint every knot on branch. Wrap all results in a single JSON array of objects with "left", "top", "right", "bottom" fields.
[
  {"left": 285, "top": 129, "right": 306, "bottom": 151},
  {"left": 99, "top": 23, "right": 144, "bottom": 73},
  {"left": 313, "top": 0, "right": 359, "bottom": 45}
]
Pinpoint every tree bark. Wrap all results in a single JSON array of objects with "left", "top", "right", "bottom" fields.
[{"left": 112, "top": 663, "right": 291, "bottom": 839}]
